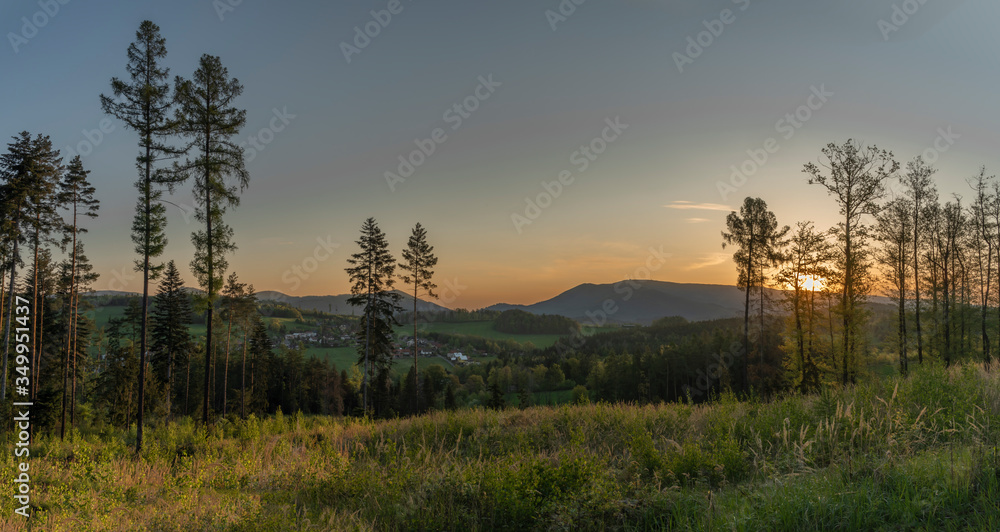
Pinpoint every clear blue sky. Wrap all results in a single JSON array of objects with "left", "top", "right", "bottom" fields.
[{"left": 2, "top": 0, "right": 997, "bottom": 308}]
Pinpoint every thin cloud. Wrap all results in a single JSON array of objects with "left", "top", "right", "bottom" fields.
[
  {"left": 685, "top": 218, "right": 709, "bottom": 224},
  {"left": 665, "top": 201, "right": 732, "bottom": 212},
  {"left": 686, "top": 253, "right": 729, "bottom": 270}
]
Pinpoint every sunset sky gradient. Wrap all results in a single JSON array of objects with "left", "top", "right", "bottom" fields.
[{"left": 2, "top": 0, "right": 997, "bottom": 309}]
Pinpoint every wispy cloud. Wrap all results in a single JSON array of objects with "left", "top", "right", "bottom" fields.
[
  {"left": 686, "top": 253, "right": 729, "bottom": 270},
  {"left": 665, "top": 201, "right": 732, "bottom": 212},
  {"left": 685, "top": 217, "right": 709, "bottom": 224}
]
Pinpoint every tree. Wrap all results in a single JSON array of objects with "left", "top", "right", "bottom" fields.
[
  {"left": 63, "top": 243, "right": 98, "bottom": 433},
  {"left": 722, "top": 197, "right": 788, "bottom": 393},
  {"left": 900, "top": 157, "right": 938, "bottom": 365},
  {"left": 875, "top": 198, "right": 913, "bottom": 375},
  {"left": 0, "top": 132, "right": 63, "bottom": 400},
  {"left": 777, "top": 221, "right": 833, "bottom": 390},
  {"left": 247, "top": 316, "right": 272, "bottom": 416},
  {"left": 487, "top": 381, "right": 505, "bottom": 410},
  {"left": 57, "top": 156, "right": 99, "bottom": 439},
  {"left": 219, "top": 272, "right": 247, "bottom": 416},
  {"left": 805, "top": 140, "right": 898, "bottom": 384},
  {"left": 968, "top": 168, "right": 996, "bottom": 367},
  {"left": 238, "top": 284, "right": 257, "bottom": 418},
  {"left": 345, "top": 217, "right": 402, "bottom": 415},
  {"left": 100, "top": 20, "right": 182, "bottom": 453},
  {"left": 151, "top": 261, "right": 193, "bottom": 419},
  {"left": 926, "top": 200, "right": 964, "bottom": 366},
  {"left": 398, "top": 223, "right": 438, "bottom": 411},
  {"left": 173, "top": 54, "right": 249, "bottom": 424}
]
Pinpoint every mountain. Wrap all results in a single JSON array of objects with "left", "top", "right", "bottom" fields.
[
  {"left": 485, "top": 280, "right": 893, "bottom": 325},
  {"left": 256, "top": 290, "right": 450, "bottom": 314}
]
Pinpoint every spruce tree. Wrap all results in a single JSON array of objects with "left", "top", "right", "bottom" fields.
[
  {"left": 173, "top": 54, "right": 249, "bottom": 424},
  {"left": 345, "top": 217, "right": 402, "bottom": 415},
  {"left": 151, "top": 260, "right": 193, "bottom": 419}
]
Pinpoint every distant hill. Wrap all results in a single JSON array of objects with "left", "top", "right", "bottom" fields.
[
  {"left": 485, "top": 280, "right": 892, "bottom": 325},
  {"left": 256, "top": 290, "right": 450, "bottom": 315},
  {"left": 81, "top": 290, "right": 141, "bottom": 298},
  {"left": 82, "top": 288, "right": 450, "bottom": 315}
]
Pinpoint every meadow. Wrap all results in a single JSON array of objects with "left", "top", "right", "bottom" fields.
[{"left": 2, "top": 362, "right": 998, "bottom": 531}]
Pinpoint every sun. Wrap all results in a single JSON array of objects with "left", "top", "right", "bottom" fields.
[{"left": 799, "top": 275, "right": 825, "bottom": 292}]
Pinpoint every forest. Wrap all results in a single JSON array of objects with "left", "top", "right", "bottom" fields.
[{"left": 3, "top": 15, "right": 1000, "bottom": 472}]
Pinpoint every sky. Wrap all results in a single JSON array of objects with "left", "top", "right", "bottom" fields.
[{"left": 2, "top": 0, "right": 998, "bottom": 309}]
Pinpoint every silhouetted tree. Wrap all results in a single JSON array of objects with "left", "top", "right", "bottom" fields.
[
  {"left": 805, "top": 140, "right": 897, "bottom": 383},
  {"left": 722, "top": 197, "right": 788, "bottom": 392}
]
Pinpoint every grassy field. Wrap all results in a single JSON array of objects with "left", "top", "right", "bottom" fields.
[
  {"left": 305, "top": 346, "right": 453, "bottom": 375},
  {"left": 393, "top": 320, "right": 567, "bottom": 348},
  {"left": 3, "top": 362, "right": 999, "bottom": 530}
]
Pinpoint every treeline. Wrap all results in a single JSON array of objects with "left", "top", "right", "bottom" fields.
[
  {"left": 724, "top": 140, "right": 998, "bottom": 396},
  {"left": 493, "top": 309, "right": 580, "bottom": 335}
]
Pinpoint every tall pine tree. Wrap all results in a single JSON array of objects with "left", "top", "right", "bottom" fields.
[
  {"left": 58, "top": 156, "right": 99, "bottom": 439},
  {"left": 173, "top": 54, "right": 249, "bottom": 424},
  {"left": 0, "top": 132, "right": 63, "bottom": 400},
  {"left": 398, "top": 223, "right": 437, "bottom": 411},
  {"left": 100, "top": 20, "right": 181, "bottom": 453}
]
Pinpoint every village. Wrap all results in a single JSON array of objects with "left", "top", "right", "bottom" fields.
[{"left": 280, "top": 326, "right": 489, "bottom": 366}]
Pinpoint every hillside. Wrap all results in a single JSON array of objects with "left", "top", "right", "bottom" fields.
[
  {"left": 487, "top": 281, "right": 764, "bottom": 324},
  {"left": 256, "top": 289, "right": 450, "bottom": 315},
  {"left": 487, "top": 280, "right": 895, "bottom": 325},
  {"left": 8, "top": 363, "right": 998, "bottom": 531}
]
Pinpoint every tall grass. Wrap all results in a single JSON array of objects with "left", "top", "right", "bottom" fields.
[{"left": 2, "top": 362, "right": 998, "bottom": 530}]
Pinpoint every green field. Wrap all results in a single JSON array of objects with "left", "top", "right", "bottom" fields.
[
  {"left": 393, "top": 320, "right": 567, "bottom": 348},
  {"left": 305, "top": 346, "right": 454, "bottom": 376}
]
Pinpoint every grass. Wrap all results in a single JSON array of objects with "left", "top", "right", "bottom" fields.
[{"left": 3, "top": 362, "right": 999, "bottom": 530}]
